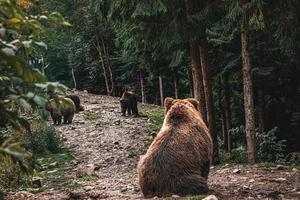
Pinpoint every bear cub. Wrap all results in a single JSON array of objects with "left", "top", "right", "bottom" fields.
[
  {"left": 66, "top": 94, "right": 84, "bottom": 113},
  {"left": 138, "top": 97, "right": 213, "bottom": 198},
  {"left": 120, "top": 91, "right": 138, "bottom": 116},
  {"left": 46, "top": 97, "right": 76, "bottom": 125}
]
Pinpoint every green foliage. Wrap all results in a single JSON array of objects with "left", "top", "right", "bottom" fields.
[
  {"left": 140, "top": 108, "right": 164, "bottom": 132},
  {"left": 31, "top": 122, "right": 60, "bottom": 154},
  {"left": 256, "top": 127, "right": 286, "bottom": 163}
]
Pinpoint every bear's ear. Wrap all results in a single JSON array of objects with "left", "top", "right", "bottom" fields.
[
  {"left": 186, "top": 98, "right": 199, "bottom": 110},
  {"left": 164, "top": 97, "right": 174, "bottom": 113}
]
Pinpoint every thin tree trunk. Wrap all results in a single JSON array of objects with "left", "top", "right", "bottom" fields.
[
  {"left": 101, "top": 37, "right": 114, "bottom": 96},
  {"left": 71, "top": 66, "right": 77, "bottom": 90},
  {"left": 159, "top": 72, "right": 164, "bottom": 106},
  {"left": 173, "top": 71, "right": 179, "bottom": 99},
  {"left": 199, "top": 41, "right": 218, "bottom": 162},
  {"left": 95, "top": 34, "right": 110, "bottom": 95},
  {"left": 218, "top": 77, "right": 228, "bottom": 151},
  {"left": 224, "top": 73, "right": 232, "bottom": 152},
  {"left": 189, "top": 40, "right": 207, "bottom": 123},
  {"left": 140, "top": 71, "right": 146, "bottom": 104},
  {"left": 257, "top": 89, "right": 265, "bottom": 133},
  {"left": 241, "top": 14, "right": 256, "bottom": 164}
]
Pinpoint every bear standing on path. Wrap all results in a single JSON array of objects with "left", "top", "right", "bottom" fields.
[
  {"left": 46, "top": 97, "right": 76, "bottom": 125},
  {"left": 120, "top": 91, "right": 138, "bottom": 116},
  {"left": 138, "top": 97, "right": 213, "bottom": 198}
]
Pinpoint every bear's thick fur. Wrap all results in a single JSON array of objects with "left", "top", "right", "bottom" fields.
[
  {"left": 138, "top": 97, "right": 213, "bottom": 197},
  {"left": 46, "top": 97, "right": 76, "bottom": 125},
  {"left": 66, "top": 95, "right": 84, "bottom": 113},
  {"left": 120, "top": 91, "right": 138, "bottom": 116}
]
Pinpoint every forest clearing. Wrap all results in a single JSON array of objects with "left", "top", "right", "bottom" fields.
[
  {"left": 1, "top": 0, "right": 300, "bottom": 200},
  {"left": 4, "top": 92, "right": 300, "bottom": 200}
]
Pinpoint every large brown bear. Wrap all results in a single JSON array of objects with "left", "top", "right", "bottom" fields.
[
  {"left": 66, "top": 94, "right": 84, "bottom": 113},
  {"left": 46, "top": 97, "right": 76, "bottom": 125},
  {"left": 138, "top": 97, "right": 213, "bottom": 198},
  {"left": 120, "top": 91, "right": 138, "bottom": 116}
]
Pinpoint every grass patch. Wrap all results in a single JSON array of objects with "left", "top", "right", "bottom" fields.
[
  {"left": 140, "top": 108, "right": 164, "bottom": 132},
  {"left": 27, "top": 150, "right": 82, "bottom": 193},
  {"left": 80, "top": 175, "right": 96, "bottom": 181},
  {"left": 84, "top": 111, "right": 100, "bottom": 121},
  {"left": 256, "top": 162, "right": 300, "bottom": 169}
]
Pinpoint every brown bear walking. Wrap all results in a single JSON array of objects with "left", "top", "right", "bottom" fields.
[
  {"left": 120, "top": 90, "right": 138, "bottom": 116},
  {"left": 46, "top": 97, "right": 76, "bottom": 125},
  {"left": 138, "top": 97, "right": 213, "bottom": 197}
]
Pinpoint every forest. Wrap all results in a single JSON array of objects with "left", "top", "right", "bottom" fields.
[{"left": 0, "top": 0, "right": 299, "bottom": 199}]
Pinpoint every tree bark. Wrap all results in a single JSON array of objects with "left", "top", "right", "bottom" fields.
[
  {"left": 101, "top": 36, "right": 115, "bottom": 96},
  {"left": 189, "top": 40, "right": 207, "bottom": 123},
  {"left": 218, "top": 77, "right": 228, "bottom": 151},
  {"left": 257, "top": 89, "right": 265, "bottom": 133},
  {"left": 95, "top": 34, "right": 110, "bottom": 96},
  {"left": 159, "top": 72, "right": 164, "bottom": 106},
  {"left": 241, "top": 14, "right": 256, "bottom": 164},
  {"left": 173, "top": 71, "right": 179, "bottom": 99},
  {"left": 224, "top": 73, "right": 232, "bottom": 152},
  {"left": 185, "top": 0, "right": 207, "bottom": 123},
  {"left": 71, "top": 66, "right": 77, "bottom": 90},
  {"left": 199, "top": 41, "right": 218, "bottom": 162},
  {"left": 140, "top": 71, "right": 146, "bottom": 104}
]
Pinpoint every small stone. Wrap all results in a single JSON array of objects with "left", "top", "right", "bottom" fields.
[
  {"left": 274, "top": 177, "right": 287, "bottom": 182},
  {"left": 276, "top": 165, "right": 286, "bottom": 170},
  {"left": 76, "top": 164, "right": 95, "bottom": 177},
  {"left": 202, "top": 194, "right": 218, "bottom": 200},
  {"left": 210, "top": 166, "right": 215, "bottom": 169},
  {"left": 233, "top": 169, "right": 241, "bottom": 174},
  {"left": 83, "top": 90, "right": 88, "bottom": 93},
  {"left": 84, "top": 186, "right": 94, "bottom": 191},
  {"left": 292, "top": 168, "right": 298, "bottom": 172},
  {"left": 248, "top": 179, "right": 255, "bottom": 183},
  {"left": 47, "top": 169, "right": 58, "bottom": 174},
  {"left": 48, "top": 161, "right": 58, "bottom": 169},
  {"left": 171, "top": 194, "right": 180, "bottom": 198},
  {"left": 32, "top": 177, "right": 42, "bottom": 188}
]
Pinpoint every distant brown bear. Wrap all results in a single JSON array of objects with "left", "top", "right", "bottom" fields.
[
  {"left": 120, "top": 91, "right": 138, "bottom": 116},
  {"left": 46, "top": 97, "right": 76, "bottom": 125},
  {"left": 138, "top": 97, "right": 213, "bottom": 197},
  {"left": 66, "top": 94, "right": 84, "bottom": 113}
]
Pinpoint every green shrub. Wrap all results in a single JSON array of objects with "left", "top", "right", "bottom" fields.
[
  {"left": 256, "top": 127, "right": 286, "bottom": 163},
  {"left": 31, "top": 123, "right": 61, "bottom": 154}
]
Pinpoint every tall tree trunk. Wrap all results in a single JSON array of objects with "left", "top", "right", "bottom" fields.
[
  {"left": 159, "top": 71, "right": 164, "bottom": 106},
  {"left": 95, "top": 34, "right": 110, "bottom": 96},
  {"left": 140, "top": 71, "right": 146, "bottom": 104},
  {"left": 224, "top": 73, "right": 232, "bottom": 152},
  {"left": 199, "top": 41, "right": 218, "bottom": 162},
  {"left": 101, "top": 37, "right": 115, "bottom": 96},
  {"left": 185, "top": 0, "right": 207, "bottom": 123},
  {"left": 71, "top": 66, "right": 77, "bottom": 90},
  {"left": 218, "top": 77, "right": 228, "bottom": 151},
  {"left": 189, "top": 40, "right": 207, "bottom": 123},
  {"left": 257, "top": 89, "right": 265, "bottom": 133},
  {"left": 241, "top": 14, "right": 256, "bottom": 164},
  {"left": 173, "top": 71, "right": 179, "bottom": 99}
]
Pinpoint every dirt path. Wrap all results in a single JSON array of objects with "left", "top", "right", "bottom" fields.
[{"left": 7, "top": 92, "right": 300, "bottom": 200}]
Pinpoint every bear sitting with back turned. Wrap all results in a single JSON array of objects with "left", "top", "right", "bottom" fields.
[
  {"left": 137, "top": 97, "right": 213, "bottom": 198},
  {"left": 120, "top": 91, "right": 138, "bottom": 116}
]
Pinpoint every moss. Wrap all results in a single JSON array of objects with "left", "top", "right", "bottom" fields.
[{"left": 140, "top": 108, "right": 164, "bottom": 132}]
